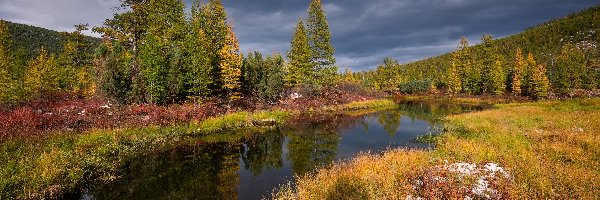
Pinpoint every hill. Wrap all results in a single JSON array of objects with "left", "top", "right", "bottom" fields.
[
  {"left": 364, "top": 5, "right": 600, "bottom": 94},
  {"left": 3, "top": 20, "right": 100, "bottom": 58}
]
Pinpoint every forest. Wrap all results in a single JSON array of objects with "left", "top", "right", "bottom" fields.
[
  {"left": 2, "top": 2, "right": 599, "bottom": 108},
  {"left": 359, "top": 6, "right": 600, "bottom": 98},
  {"left": 0, "top": 0, "right": 344, "bottom": 107}
]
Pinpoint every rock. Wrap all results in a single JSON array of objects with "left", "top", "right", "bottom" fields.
[{"left": 290, "top": 92, "right": 303, "bottom": 99}]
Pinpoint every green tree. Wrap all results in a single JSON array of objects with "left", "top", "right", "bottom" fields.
[
  {"left": 511, "top": 48, "right": 524, "bottom": 95},
  {"left": 554, "top": 43, "right": 586, "bottom": 95},
  {"left": 306, "top": 0, "right": 336, "bottom": 75},
  {"left": 95, "top": 41, "right": 134, "bottom": 104},
  {"left": 139, "top": 34, "right": 169, "bottom": 104},
  {"left": 184, "top": 28, "right": 212, "bottom": 101},
  {"left": 24, "top": 48, "right": 59, "bottom": 99},
  {"left": 286, "top": 18, "right": 312, "bottom": 87},
  {"left": 219, "top": 26, "right": 243, "bottom": 102},
  {"left": 199, "top": 0, "right": 230, "bottom": 90},
  {"left": 531, "top": 64, "right": 550, "bottom": 99}
]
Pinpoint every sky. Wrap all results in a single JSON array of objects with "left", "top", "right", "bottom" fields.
[{"left": 0, "top": 0, "right": 598, "bottom": 71}]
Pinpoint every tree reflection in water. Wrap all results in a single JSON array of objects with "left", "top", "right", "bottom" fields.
[{"left": 83, "top": 100, "right": 489, "bottom": 199}]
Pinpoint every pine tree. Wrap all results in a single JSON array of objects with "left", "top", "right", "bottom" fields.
[
  {"left": 286, "top": 18, "right": 312, "bottom": 87},
  {"left": 306, "top": 0, "right": 335, "bottom": 71},
  {"left": 447, "top": 63, "right": 462, "bottom": 94},
  {"left": 480, "top": 35, "right": 496, "bottom": 93},
  {"left": 219, "top": 26, "right": 243, "bottom": 102},
  {"left": 531, "top": 64, "right": 550, "bottom": 99},
  {"left": 511, "top": 48, "right": 524, "bottom": 95},
  {"left": 0, "top": 20, "right": 13, "bottom": 102},
  {"left": 24, "top": 48, "right": 59, "bottom": 99}
]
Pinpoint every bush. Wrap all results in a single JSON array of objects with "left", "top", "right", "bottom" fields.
[{"left": 399, "top": 79, "right": 433, "bottom": 94}]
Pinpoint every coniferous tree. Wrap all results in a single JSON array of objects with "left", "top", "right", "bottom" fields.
[
  {"left": 58, "top": 24, "right": 96, "bottom": 96},
  {"left": 185, "top": 26, "right": 212, "bottom": 100},
  {"left": 342, "top": 67, "right": 357, "bottom": 84},
  {"left": 490, "top": 60, "right": 506, "bottom": 95},
  {"left": 453, "top": 37, "right": 476, "bottom": 94},
  {"left": 447, "top": 63, "right": 462, "bottom": 94},
  {"left": 139, "top": 34, "right": 169, "bottom": 104},
  {"left": 480, "top": 35, "right": 496, "bottom": 93},
  {"left": 219, "top": 26, "right": 243, "bottom": 101},
  {"left": 531, "top": 64, "right": 550, "bottom": 99},
  {"left": 24, "top": 48, "right": 59, "bottom": 99},
  {"left": 95, "top": 41, "right": 133, "bottom": 104},
  {"left": 199, "top": 0, "right": 230, "bottom": 90},
  {"left": 511, "top": 48, "right": 524, "bottom": 95},
  {"left": 522, "top": 52, "right": 537, "bottom": 96},
  {"left": 555, "top": 43, "right": 585, "bottom": 95},
  {"left": 259, "top": 54, "right": 286, "bottom": 100},
  {"left": 306, "top": 0, "right": 336, "bottom": 75},
  {"left": 286, "top": 18, "right": 312, "bottom": 87},
  {"left": 0, "top": 20, "right": 13, "bottom": 102}
]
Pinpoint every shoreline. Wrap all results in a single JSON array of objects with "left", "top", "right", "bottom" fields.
[{"left": 0, "top": 99, "right": 396, "bottom": 199}]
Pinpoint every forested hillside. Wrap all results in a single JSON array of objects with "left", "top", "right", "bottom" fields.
[
  {"left": 4, "top": 20, "right": 99, "bottom": 57},
  {"left": 361, "top": 5, "right": 600, "bottom": 97}
]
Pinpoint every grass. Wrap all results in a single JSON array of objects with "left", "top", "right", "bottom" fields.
[
  {"left": 272, "top": 99, "right": 600, "bottom": 199},
  {"left": 0, "top": 99, "right": 391, "bottom": 199}
]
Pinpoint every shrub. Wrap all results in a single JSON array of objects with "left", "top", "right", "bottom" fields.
[{"left": 399, "top": 79, "right": 433, "bottom": 94}]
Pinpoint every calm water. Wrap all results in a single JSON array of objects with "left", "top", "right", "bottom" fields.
[{"left": 81, "top": 101, "right": 486, "bottom": 200}]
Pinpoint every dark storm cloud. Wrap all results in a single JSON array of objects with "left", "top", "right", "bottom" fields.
[{"left": 1, "top": 0, "right": 598, "bottom": 71}]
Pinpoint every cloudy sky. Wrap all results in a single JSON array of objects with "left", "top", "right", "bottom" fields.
[{"left": 0, "top": 0, "right": 598, "bottom": 71}]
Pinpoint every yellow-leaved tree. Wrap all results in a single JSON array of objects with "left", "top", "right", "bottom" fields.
[
  {"left": 219, "top": 25, "right": 243, "bottom": 102},
  {"left": 511, "top": 48, "right": 524, "bottom": 95},
  {"left": 24, "top": 48, "right": 59, "bottom": 99}
]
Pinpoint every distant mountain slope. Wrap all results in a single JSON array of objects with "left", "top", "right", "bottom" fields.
[
  {"left": 3, "top": 20, "right": 100, "bottom": 58},
  {"left": 400, "top": 5, "right": 600, "bottom": 81}
]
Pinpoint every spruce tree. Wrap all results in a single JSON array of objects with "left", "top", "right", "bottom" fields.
[
  {"left": 219, "top": 26, "right": 243, "bottom": 101},
  {"left": 480, "top": 35, "right": 496, "bottom": 93},
  {"left": 286, "top": 18, "right": 312, "bottom": 87},
  {"left": 306, "top": 0, "right": 336, "bottom": 71},
  {"left": 511, "top": 48, "right": 524, "bottom": 95},
  {"left": 0, "top": 20, "right": 13, "bottom": 102}
]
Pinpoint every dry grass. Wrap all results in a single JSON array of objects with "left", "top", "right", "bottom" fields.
[{"left": 272, "top": 99, "right": 600, "bottom": 199}]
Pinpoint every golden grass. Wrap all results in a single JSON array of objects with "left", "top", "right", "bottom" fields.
[{"left": 272, "top": 99, "right": 600, "bottom": 199}]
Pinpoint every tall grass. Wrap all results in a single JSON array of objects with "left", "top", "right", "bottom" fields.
[{"left": 272, "top": 99, "right": 600, "bottom": 199}]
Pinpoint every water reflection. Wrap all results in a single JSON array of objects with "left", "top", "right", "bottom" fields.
[{"left": 83, "top": 100, "right": 487, "bottom": 200}]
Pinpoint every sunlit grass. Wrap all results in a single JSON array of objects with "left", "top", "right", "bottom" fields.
[{"left": 273, "top": 99, "right": 600, "bottom": 199}]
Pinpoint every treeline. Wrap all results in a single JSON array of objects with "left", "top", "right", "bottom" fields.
[
  {"left": 0, "top": 0, "right": 347, "bottom": 105},
  {"left": 359, "top": 5, "right": 600, "bottom": 98}
]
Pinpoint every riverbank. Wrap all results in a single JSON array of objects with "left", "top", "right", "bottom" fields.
[
  {"left": 0, "top": 99, "right": 395, "bottom": 199},
  {"left": 272, "top": 99, "right": 600, "bottom": 199}
]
